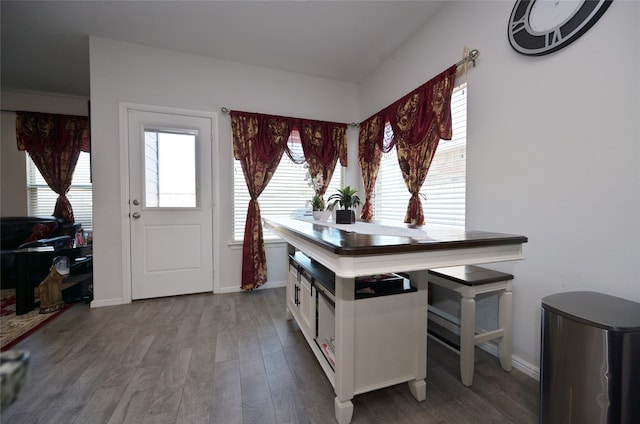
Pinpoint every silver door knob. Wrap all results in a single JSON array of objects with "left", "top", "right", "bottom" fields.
[
  {"left": 132, "top": 212, "right": 141, "bottom": 219},
  {"left": 132, "top": 199, "right": 140, "bottom": 206}
]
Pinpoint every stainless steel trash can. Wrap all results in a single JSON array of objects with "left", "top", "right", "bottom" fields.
[{"left": 540, "top": 291, "right": 640, "bottom": 424}]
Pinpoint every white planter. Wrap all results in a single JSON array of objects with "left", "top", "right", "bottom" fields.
[{"left": 313, "top": 210, "right": 332, "bottom": 221}]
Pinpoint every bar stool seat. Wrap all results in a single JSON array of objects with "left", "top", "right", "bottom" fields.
[{"left": 427, "top": 265, "right": 514, "bottom": 387}]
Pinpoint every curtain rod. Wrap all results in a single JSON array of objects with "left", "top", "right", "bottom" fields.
[
  {"left": 220, "top": 48, "right": 479, "bottom": 127},
  {"left": 456, "top": 48, "right": 479, "bottom": 68}
]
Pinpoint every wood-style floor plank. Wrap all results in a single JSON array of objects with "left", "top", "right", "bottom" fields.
[
  {"left": 2, "top": 287, "right": 539, "bottom": 424},
  {"left": 211, "top": 359, "right": 243, "bottom": 424}
]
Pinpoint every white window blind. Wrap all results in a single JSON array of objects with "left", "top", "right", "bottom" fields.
[
  {"left": 233, "top": 130, "right": 343, "bottom": 241},
  {"left": 374, "top": 83, "right": 467, "bottom": 226},
  {"left": 26, "top": 151, "right": 93, "bottom": 230}
]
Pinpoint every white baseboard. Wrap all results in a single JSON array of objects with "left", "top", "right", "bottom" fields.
[
  {"left": 91, "top": 281, "right": 287, "bottom": 304},
  {"left": 263, "top": 280, "right": 286, "bottom": 289},
  {"left": 90, "top": 298, "right": 126, "bottom": 308},
  {"left": 214, "top": 286, "right": 242, "bottom": 294},
  {"left": 215, "top": 279, "right": 287, "bottom": 294},
  {"left": 512, "top": 353, "right": 540, "bottom": 382},
  {"left": 476, "top": 341, "right": 540, "bottom": 381}
]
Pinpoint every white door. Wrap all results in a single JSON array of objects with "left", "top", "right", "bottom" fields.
[{"left": 128, "top": 109, "right": 213, "bottom": 299}]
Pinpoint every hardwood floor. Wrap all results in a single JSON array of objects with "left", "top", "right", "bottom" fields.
[{"left": 1, "top": 288, "right": 539, "bottom": 424}]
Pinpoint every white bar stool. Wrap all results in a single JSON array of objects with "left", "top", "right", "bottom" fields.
[{"left": 427, "top": 265, "right": 513, "bottom": 387}]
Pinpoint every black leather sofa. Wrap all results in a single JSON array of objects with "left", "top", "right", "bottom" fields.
[{"left": 1, "top": 216, "right": 82, "bottom": 288}]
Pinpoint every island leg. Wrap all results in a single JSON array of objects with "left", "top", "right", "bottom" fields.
[
  {"left": 285, "top": 242, "right": 295, "bottom": 322},
  {"left": 334, "top": 276, "right": 355, "bottom": 423},
  {"left": 408, "top": 270, "right": 429, "bottom": 401},
  {"left": 334, "top": 398, "right": 354, "bottom": 424},
  {"left": 408, "top": 380, "right": 427, "bottom": 401}
]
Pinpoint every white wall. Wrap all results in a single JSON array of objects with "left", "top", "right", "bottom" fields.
[
  {"left": 89, "top": 37, "right": 360, "bottom": 304},
  {"left": 362, "top": 1, "right": 640, "bottom": 371},
  {"left": 1, "top": 91, "right": 88, "bottom": 216}
]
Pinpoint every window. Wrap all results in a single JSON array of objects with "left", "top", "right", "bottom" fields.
[
  {"left": 374, "top": 83, "right": 467, "bottom": 226},
  {"left": 144, "top": 129, "right": 197, "bottom": 208},
  {"left": 233, "top": 131, "right": 343, "bottom": 241},
  {"left": 26, "top": 152, "right": 93, "bottom": 230}
]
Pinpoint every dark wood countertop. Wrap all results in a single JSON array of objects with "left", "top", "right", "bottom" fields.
[{"left": 263, "top": 217, "right": 528, "bottom": 256}]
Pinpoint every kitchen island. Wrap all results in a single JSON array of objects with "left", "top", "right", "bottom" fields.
[{"left": 263, "top": 217, "right": 527, "bottom": 424}]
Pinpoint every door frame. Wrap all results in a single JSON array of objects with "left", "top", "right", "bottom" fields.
[{"left": 119, "top": 103, "right": 219, "bottom": 303}]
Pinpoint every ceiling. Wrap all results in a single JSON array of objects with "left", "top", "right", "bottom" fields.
[{"left": 1, "top": 1, "right": 447, "bottom": 98}]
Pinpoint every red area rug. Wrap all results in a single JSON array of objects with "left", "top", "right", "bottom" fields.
[{"left": 1, "top": 289, "right": 72, "bottom": 351}]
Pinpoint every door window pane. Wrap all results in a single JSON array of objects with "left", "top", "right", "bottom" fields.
[{"left": 144, "top": 129, "right": 197, "bottom": 208}]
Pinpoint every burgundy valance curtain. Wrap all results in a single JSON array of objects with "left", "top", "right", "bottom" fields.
[
  {"left": 299, "top": 119, "right": 347, "bottom": 201},
  {"left": 358, "top": 65, "right": 457, "bottom": 224},
  {"left": 16, "top": 112, "right": 90, "bottom": 223},
  {"left": 358, "top": 115, "right": 388, "bottom": 222},
  {"left": 231, "top": 110, "right": 347, "bottom": 291}
]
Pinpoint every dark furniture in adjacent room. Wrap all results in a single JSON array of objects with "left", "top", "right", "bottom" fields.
[
  {"left": 1, "top": 216, "right": 81, "bottom": 288},
  {"left": 14, "top": 244, "right": 92, "bottom": 315}
]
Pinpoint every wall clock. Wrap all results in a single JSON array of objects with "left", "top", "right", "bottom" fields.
[{"left": 508, "top": 0, "right": 613, "bottom": 56}]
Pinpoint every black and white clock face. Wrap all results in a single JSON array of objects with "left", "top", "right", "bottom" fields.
[{"left": 508, "top": 0, "right": 613, "bottom": 56}]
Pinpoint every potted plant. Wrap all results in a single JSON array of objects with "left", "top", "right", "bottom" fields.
[
  {"left": 327, "top": 186, "right": 361, "bottom": 224},
  {"left": 311, "top": 194, "right": 331, "bottom": 221},
  {"left": 311, "top": 194, "right": 324, "bottom": 212},
  {"left": 306, "top": 171, "right": 331, "bottom": 221}
]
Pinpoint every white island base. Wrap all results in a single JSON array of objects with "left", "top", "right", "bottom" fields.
[{"left": 286, "top": 256, "right": 429, "bottom": 424}]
